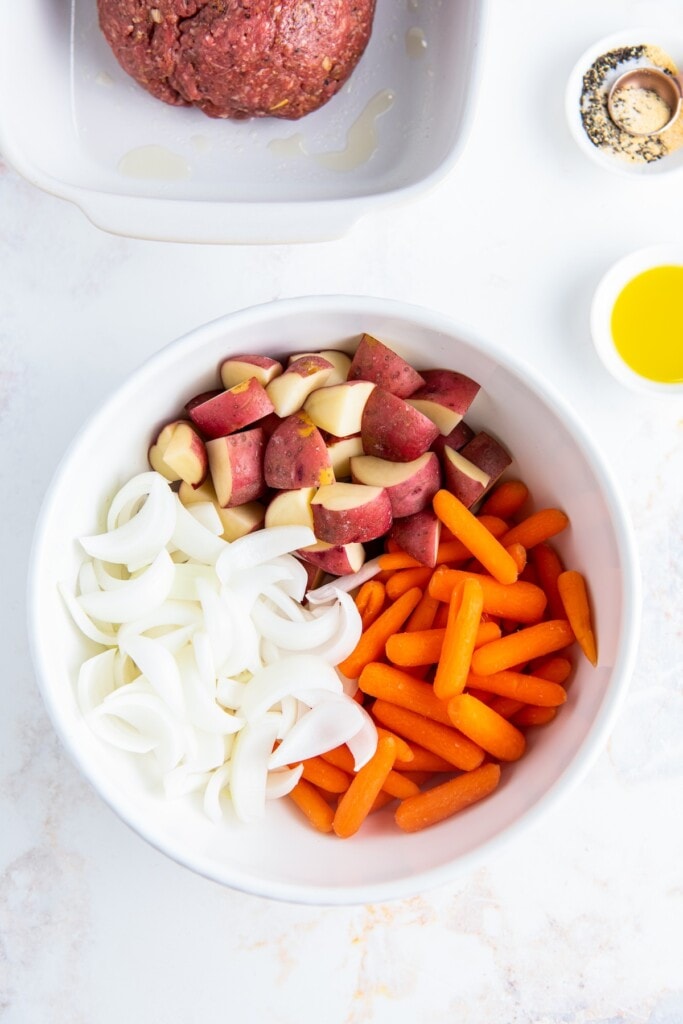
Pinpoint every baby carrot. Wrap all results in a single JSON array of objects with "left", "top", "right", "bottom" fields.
[
  {"left": 378, "top": 551, "right": 423, "bottom": 570},
  {"left": 429, "top": 566, "right": 547, "bottom": 623},
  {"left": 355, "top": 579, "right": 386, "bottom": 630},
  {"left": 371, "top": 699, "right": 485, "bottom": 771},
  {"left": 333, "top": 735, "right": 397, "bottom": 838},
  {"left": 529, "top": 541, "right": 565, "bottom": 618},
  {"left": 433, "top": 516, "right": 509, "bottom": 564},
  {"left": 557, "top": 570, "right": 598, "bottom": 666},
  {"left": 465, "top": 669, "right": 568, "bottom": 707},
  {"left": 506, "top": 542, "right": 527, "bottom": 575},
  {"left": 479, "top": 480, "right": 530, "bottom": 519},
  {"left": 385, "top": 566, "right": 433, "bottom": 600},
  {"left": 405, "top": 591, "right": 440, "bottom": 632},
  {"left": 512, "top": 705, "right": 558, "bottom": 727},
  {"left": 500, "top": 508, "right": 569, "bottom": 550},
  {"left": 470, "top": 619, "right": 575, "bottom": 675},
  {"left": 531, "top": 655, "right": 573, "bottom": 684},
  {"left": 381, "top": 770, "right": 421, "bottom": 800},
  {"left": 433, "top": 577, "right": 484, "bottom": 700},
  {"left": 447, "top": 693, "right": 526, "bottom": 761},
  {"left": 385, "top": 619, "right": 501, "bottom": 668},
  {"left": 288, "top": 778, "right": 335, "bottom": 833},
  {"left": 359, "top": 662, "right": 453, "bottom": 725},
  {"left": 395, "top": 762, "right": 501, "bottom": 833},
  {"left": 337, "top": 586, "right": 423, "bottom": 679},
  {"left": 487, "top": 695, "right": 525, "bottom": 719},
  {"left": 433, "top": 490, "right": 519, "bottom": 585},
  {"left": 393, "top": 743, "right": 455, "bottom": 772},
  {"left": 374, "top": 727, "right": 415, "bottom": 763},
  {"left": 300, "top": 755, "right": 352, "bottom": 793}
]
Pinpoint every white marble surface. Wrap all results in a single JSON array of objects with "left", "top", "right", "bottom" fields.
[{"left": 2, "top": 1, "right": 683, "bottom": 1021}]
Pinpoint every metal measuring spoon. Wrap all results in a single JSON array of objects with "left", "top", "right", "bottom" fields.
[{"left": 607, "top": 66, "right": 683, "bottom": 136}]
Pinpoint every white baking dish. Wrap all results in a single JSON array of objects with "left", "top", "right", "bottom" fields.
[{"left": 0, "top": 0, "right": 487, "bottom": 244}]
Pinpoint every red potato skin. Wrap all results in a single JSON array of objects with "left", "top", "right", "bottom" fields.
[
  {"left": 206, "top": 426, "right": 267, "bottom": 508},
  {"left": 441, "top": 446, "right": 488, "bottom": 510},
  {"left": 430, "top": 420, "right": 476, "bottom": 460},
  {"left": 350, "top": 452, "right": 442, "bottom": 518},
  {"left": 296, "top": 544, "right": 365, "bottom": 577},
  {"left": 442, "top": 432, "right": 512, "bottom": 509},
  {"left": 311, "top": 485, "right": 392, "bottom": 545},
  {"left": 187, "top": 377, "right": 274, "bottom": 439},
  {"left": 389, "top": 508, "right": 442, "bottom": 568},
  {"left": 460, "top": 431, "right": 513, "bottom": 483},
  {"left": 410, "top": 369, "right": 481, "bottom": 417},
  {"left": 219, "top": 354, "right": 283, "bottom": 389},
  {"left": 348, "top": 334, "right": 425, "bottom": 397},
  {"left": 361, "top": 387, "right": 440, "bottom": 462},
  {"left": 263, "top": 411, "right": 335, "bottom": 490}
]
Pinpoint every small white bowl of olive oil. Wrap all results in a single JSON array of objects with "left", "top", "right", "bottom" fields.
[{"left": 591, "top": 245, "right": 683, "bottom": 394}]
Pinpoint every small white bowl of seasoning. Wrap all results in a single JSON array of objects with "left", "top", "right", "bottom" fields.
[
  {"left": 565, "top": 30, "right": 683, "bottom": 177},
  {"left": 590, "top": 245, "right": 683, "bottom": 394}
]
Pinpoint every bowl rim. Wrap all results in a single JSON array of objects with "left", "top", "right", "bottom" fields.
[
  {"left": 590, "top": 243, "right": 683, "bottom": 395},
  {"left": 26, "top": 295, "right": 642, "bottom": 905}
]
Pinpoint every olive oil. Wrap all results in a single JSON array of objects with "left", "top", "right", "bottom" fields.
[{"left": 610, "top": 265, "right": 683, "bottom": 383}]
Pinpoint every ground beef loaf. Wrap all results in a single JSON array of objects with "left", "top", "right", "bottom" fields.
[{"left": 98, "top": 0, "right": 377, "bottom": 120}]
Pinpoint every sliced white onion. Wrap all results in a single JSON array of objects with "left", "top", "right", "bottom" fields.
[
  {"left": 215, "top": 587, "right": 262, "bottom": 677},
  {"left": 168, "top": 562, "right": 217, "bottom": 601},
  {"left": 266, "top": 764, "right": 303, "bottom": 799},
  {"left": 229, "top": 713, "right": 281, "bottom": 823},
  {"left": 268, "top": 554, "right": 309, "bottom": 601},
  {"left": 227, "top": 563, "right": 303, "bottom": 611},
  {"left": 163, "top": 765, "right": 212, "bottom": 800},
  {"left": 275, "top": 695, "right": 299, "bottom": 739},
  {"left": 117, "top": 600, "right": 201, "bottom": 639},
  {"left": 305, "top": 589, "right": 363, "bottom": 665},
  {"left": 76, "top": 548, "right": 174, "bottom": 624},
  {"left": 77, "top": 649, "right": 118, "bottom": 715},
  {"left": 345, "top": 701, "right": 379, "bottom": 771},
  {"left": 184, "top": 728, "right": 229, "bottom": 774},
  {"left": 58, "top": 581, "right": 118, "bottom": 647},
  {"left": 175, "top": 645, "right": 244, "bottom": 735},
  {"left": 251, "top": 597, "right": 340, "bottom": 652},
  {"left": 91, "top": 686, "right": 186, "bottom": 770},
  {"left": 80, "top": 471, "right": 176, "bottom": 567},
  {"left": 216, "top": 675, "right": 249, "bottom": 710},
  {"left": 305, "top": 556, "right": 382, "bottom": 605},
  {"left": 203, "top": 762, "right": 232, "bottom": 822},
  {"left": 260, "top": 584, "right": 309, "bottom": 622},
  {"left": 119, "top": 634, "right": 185, "bottom": 714},
  {"left": 267, "top": 696, "right": 366, "bottom": 770},
  {"left": 187, "top": 501, "right": 223, "bottom": 535},
  {"left": 195, "top": 577, "right": 235, "bottom": 672},
  {"left": 77, "top": 560, "right": 100, "bottom": 595},
  {"left": 216, "top": 525, "right": 315, "bottom": 582},
  {"left": 92, "top": 559, "right": 129, "bottom": 591},
  {"left": 238, "top": 654, "right": 342, "bottom": 722},
  {"left": 171, "top": 495, "right": 227, "bottom": 565}
]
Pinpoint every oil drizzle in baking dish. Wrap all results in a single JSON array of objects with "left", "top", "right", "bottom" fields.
[
  {"left": 268, "top": 89, "right": 395, "bottom": 171},
  {"left": 405, "top": 27, "right": 428, "bottom": 58},
  {"left": 117, "top": 144, "right": 190, "bottom": 181}
]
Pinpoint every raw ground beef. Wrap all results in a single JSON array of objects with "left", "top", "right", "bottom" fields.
[{"left": 97, "top": 0, "right": 377, "bottom": 120}]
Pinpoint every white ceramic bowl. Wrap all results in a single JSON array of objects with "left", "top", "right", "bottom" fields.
[
  {"left": 565, "top": 29, "right": 683, "bottom": 178},
  {"left": 591, "top": 244, "right": 683, "bottom": 395},
  {"left": 0, "top": 1, "right": 487, "bottom": 243},
  {"left": 27, "top": 296, "right": 640, "bottom": 905}
]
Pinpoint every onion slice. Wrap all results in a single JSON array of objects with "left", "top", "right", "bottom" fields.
[
  {"left": 229, "top": 713, "right": 281, "bottom": 823},
  {"left": 267, "top": 696, "right": 366, "bottom": 770},
  {"left": 216, "top": 525, "right": 315, "bottom": 581},
  {"left": 80, "top": 471, "right": 176, "bottom": 568},
  {"left": 238, "top": 654, "right": 342, "bottom": 722},
  {"left": 77, "top": 548, "right": 175, "bottom": 624}
]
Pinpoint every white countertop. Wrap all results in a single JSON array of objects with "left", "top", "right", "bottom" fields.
[{"left": 2, "top": 1, "right": 682, "bottom": 1021}]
